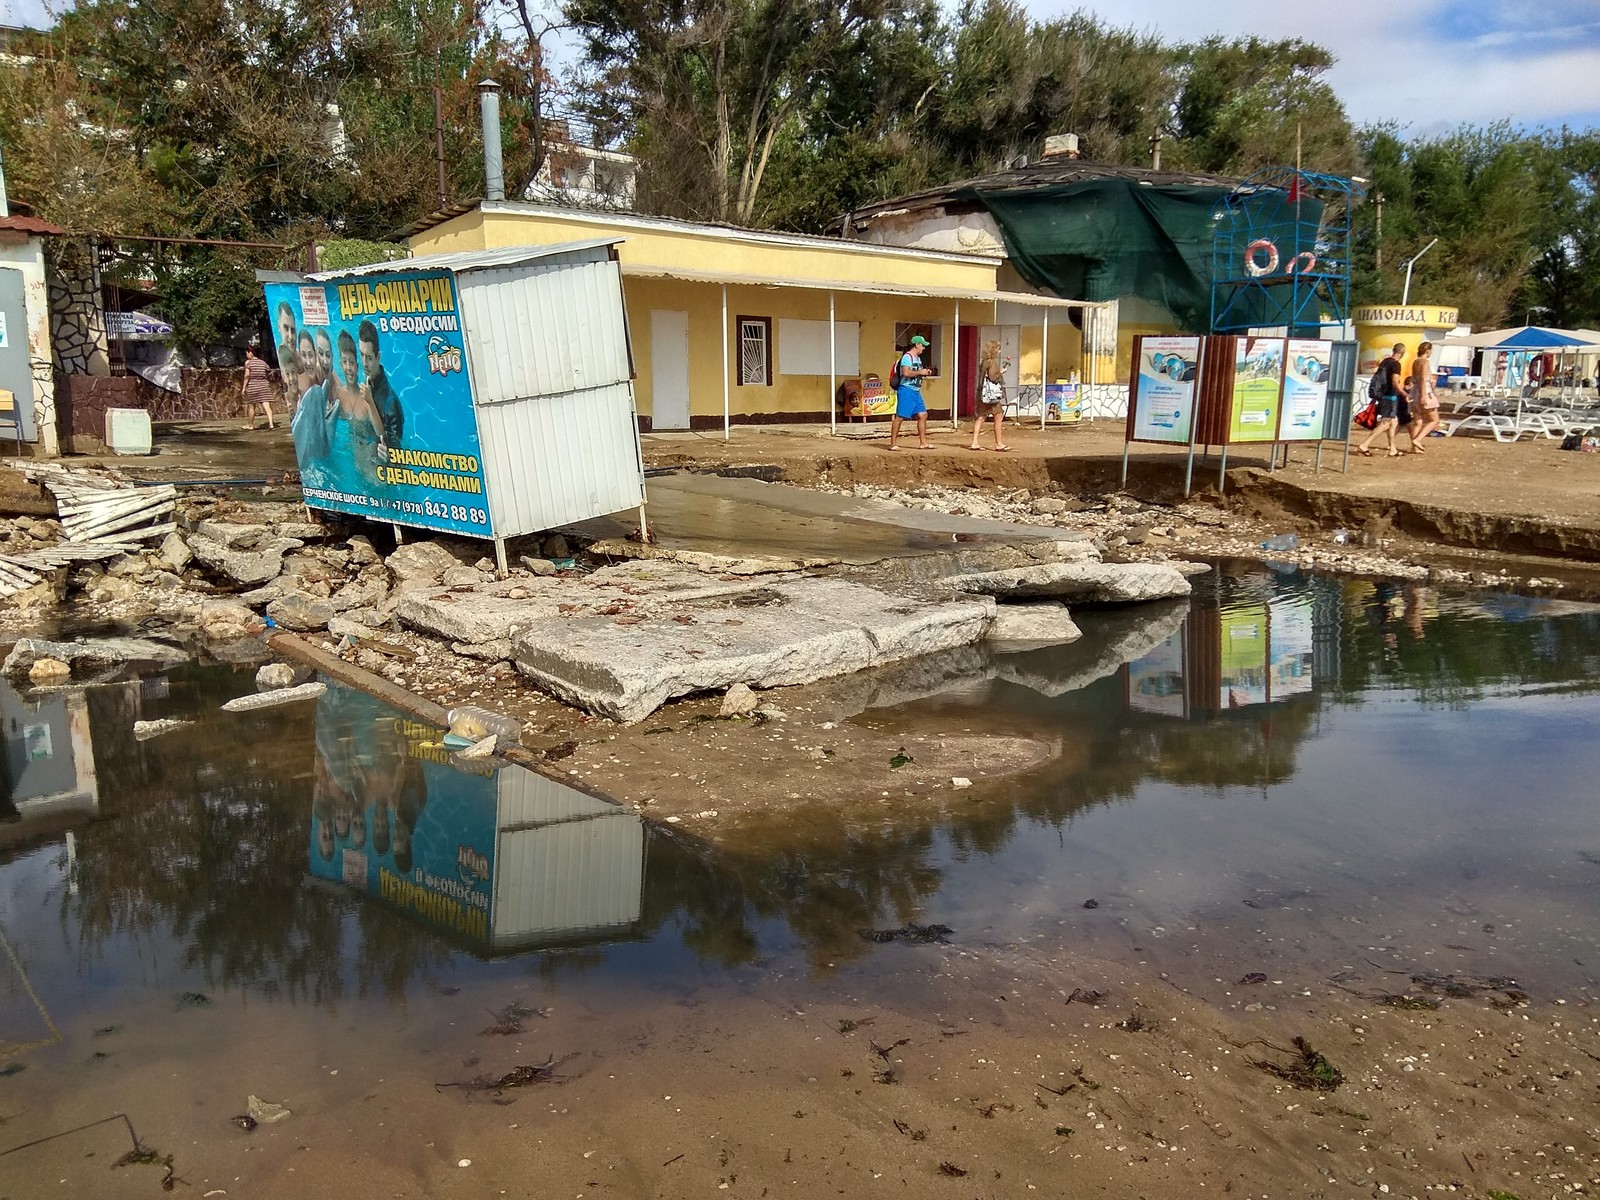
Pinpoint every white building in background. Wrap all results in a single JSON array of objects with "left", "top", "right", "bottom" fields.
[{"left": 527, "top": 111, "right": 637, "bottom": 211}]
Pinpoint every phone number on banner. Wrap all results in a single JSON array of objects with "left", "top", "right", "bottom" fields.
[{"left": 393, "top": 498, "right": 488, "bottom": 526}]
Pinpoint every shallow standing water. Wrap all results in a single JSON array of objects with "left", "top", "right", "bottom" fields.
[{"left": 3, "top": 565, "right": 1600, "bottom": 1191}]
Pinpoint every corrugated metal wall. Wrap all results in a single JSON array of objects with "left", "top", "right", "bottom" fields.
[
  {"left": 475, "top": 382, "right": 644, "bottom": 531},
  {"left": 456, "top": 249, "right": 645, "bottom": 538},
  {"left": 458, "top": 250, "right": 631, "bottom": 402},
  {"left": 490, "top": 767, "right": 646, "bottom": 949}
]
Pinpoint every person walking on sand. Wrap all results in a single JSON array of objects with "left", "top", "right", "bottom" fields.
[
  {"left": 1358, "top": 342, "right": 1407, "bottom": 457},
  {"left": 969, "top": 340, "right": 1011, "bottom": 451},
  {"left": 1407, "top": 341, "right": 1441, "bottom": 451},
  {"left": 242, "top": 344, "right": 279, "bottom": 430},
  {"left": 888, "top": 335, "right": 935, "bottom": 451}
]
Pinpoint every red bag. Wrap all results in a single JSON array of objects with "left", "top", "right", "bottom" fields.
[{"left": 1354, "top": 400, "right": 1378, "bottom": 430}]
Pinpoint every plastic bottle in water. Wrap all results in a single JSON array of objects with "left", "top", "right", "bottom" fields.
[{"left": 1259, "top": 533, "right": 1299, "bottom": 552}]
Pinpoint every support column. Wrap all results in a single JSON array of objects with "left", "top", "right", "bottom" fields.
[
  {"left": 951, "top": 299, "right": 961, "bottom": 431},
  {"left": 721, "top": 284, "right": 730, "bottom": 441},
  {"left": 1040, "top": 308, "right": 1051, "bottom": 429},
  {"left": 829, "top": 290, "right": 836, "bottom": 437}
]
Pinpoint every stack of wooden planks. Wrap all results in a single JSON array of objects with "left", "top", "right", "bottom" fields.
[{"left": 0, "top": 464, "right": 179, "bottom": 600}]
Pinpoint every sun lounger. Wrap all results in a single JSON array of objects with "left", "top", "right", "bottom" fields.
[{"left": 1441, "top": 415, "right": 1524, "bottom": 441}]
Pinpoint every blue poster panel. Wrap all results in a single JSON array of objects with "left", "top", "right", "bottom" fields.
[
  {"left": 1129, "top": 336, "right": 1200, "bottom": 444},
  {"left": 263, "top": 272, "right": 491, "bottom": 537},
  {"left": 1280, "top": 339, "right": 1333, "bottom": 442},
  {"left": 307, "top": 685, "right": 499, "bottom": 945}
]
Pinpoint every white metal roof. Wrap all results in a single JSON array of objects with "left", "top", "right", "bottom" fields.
[
  {"left": 463, "top": 200, "right": 1005, "bottom": 269},
  {"left": 307, "top": 238, "right": 621, "bottom": 281},
  {"left": 619, "top": 261, "right": 1104, "bottom": 310}
]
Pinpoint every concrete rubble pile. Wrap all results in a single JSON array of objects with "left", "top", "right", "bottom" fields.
[{"left": 0, "top": 465, "right": 1224, "bottom": 723}]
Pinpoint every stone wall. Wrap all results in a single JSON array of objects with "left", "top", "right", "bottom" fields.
[
  {"left": 45, "top": 241, "right": 109, "bottom": 377},
  {"left": 51, "top": 368, "right": 283, "bottom": 451}
]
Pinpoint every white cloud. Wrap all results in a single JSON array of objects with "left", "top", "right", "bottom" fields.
[{"left": 1027, "top": 0, "right": 1600, "bottom": 133}]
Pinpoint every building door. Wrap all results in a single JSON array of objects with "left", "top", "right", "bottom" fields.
[
  {"left": 649, "top": 310, "right": 691, "bottom": 430},
  {"left": 0, "top": 268, "right": 38, "bottom": 442},
  {"left": 978, "top": 324, "right": 1022, "bottom": 391},
  {"left": 956, "top": 325, "right": 980, "bottom": 417}
]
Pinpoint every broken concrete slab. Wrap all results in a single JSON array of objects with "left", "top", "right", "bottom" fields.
[
  {"left": 3, "top": 635, "right": 189, "bottom": 676},
  {"left": 585, "top": 538, "right": 839, "bottom": 575},
  {"left": 947, "top": 561, "right": 1192, "bottom": 604},
  {"left": 221, "top": 681, "right": 326, "bottom": 712},
  {"left": 397, "top": 561, "right": 798, "bottom": 646},
  {"left": 513, "top": 576, "right": 994, "bottom": 724},
  {"left": 189, "top": 523, "right": 306, "bottom": 587},
  {"left": 986, "top": 601, "right": 1083, "bottom": 648}
]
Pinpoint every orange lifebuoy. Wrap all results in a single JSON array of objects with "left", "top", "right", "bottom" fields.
[
  {"left": 1286, "top": 251, "right": 1317, "bottom": 274},
  {"left": 1244, "top": 239, "right": 1279, "bottom": 277}
]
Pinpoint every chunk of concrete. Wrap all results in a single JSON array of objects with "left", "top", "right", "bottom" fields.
[
  {"left": 387, "top": 541, "right": 471, "bottom": 594},
  {"left": 718, "top": 682, "right": 760, "bottom": 717},
  {"left": 222, "top": 682, "right": 326, "bottom": 712},
  {"left": 197, "top": 598, "right": 262, "bottom": 640},
  {"left": 986, "top": 601, "right": 1083, "bottom": 647},
  {"left": 4, "top": 636, "right": 189, "bottom": 676},
  {"left": 513, "top": 577, "right": 993, "bottom": 724},
  {"left": 28, "top": 658, "right": 71, "bottom": 684},
  {"left": 948, "top": 561, "right": 1192, "bottom": 604},
  {"left": 398, "top": 561, "right": 789, "bottom": 646},
  {"left": 188, "top": 523, "right": 305, "bottom": 587},
  {"left": 267, "top": 593, "right": 337, "bottom": 632},
  {"left": 256, "top": 662, "right": 297, "bottom": 690}
]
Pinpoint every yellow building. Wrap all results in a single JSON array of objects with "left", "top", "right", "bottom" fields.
[{"left": 405, "top": 201, "right": 1107, "bottom": 431}]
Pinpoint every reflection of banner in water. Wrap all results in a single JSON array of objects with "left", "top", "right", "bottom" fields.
[
  {"left": 1218, "top": 605, "right": 1269, "bottom": 708},
  {"left": 1268, "top": 597, "right": 1315, "bottom": 699},
  {"left": 306, "top": 684, "right": 646, "bottom": 950},
  {"left": 1125, "top": 629, "right": 1187, "bottom": 717}
]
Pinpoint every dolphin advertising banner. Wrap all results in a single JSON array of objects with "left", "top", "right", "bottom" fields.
[{"left": 263, "top": 271, "right": 491, "bottom": 537}]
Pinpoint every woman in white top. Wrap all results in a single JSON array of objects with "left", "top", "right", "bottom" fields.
[{"left": 969, "top": 340, "right": 1011, "bottom": 451}]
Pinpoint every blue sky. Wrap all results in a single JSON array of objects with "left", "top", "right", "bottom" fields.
[
  {"left": 1055, "top": 0, "right": 1600, "bottom": 134},
  {"left": 6, "top": 0, "right": 1598, "bottom": 137}
]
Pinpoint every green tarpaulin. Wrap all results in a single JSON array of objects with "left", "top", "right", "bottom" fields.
[{"left": 956, "top": 178, "right": 1321, "bottom": 333}]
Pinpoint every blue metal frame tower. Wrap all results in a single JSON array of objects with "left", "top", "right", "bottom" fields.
[{"left": 1210, "top": 167, "right": 1365, "bottom": 335}]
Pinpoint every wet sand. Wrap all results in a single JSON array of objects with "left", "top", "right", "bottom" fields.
[{"left": 4, "top": 930, "right": 1595, "bottom": 1198}]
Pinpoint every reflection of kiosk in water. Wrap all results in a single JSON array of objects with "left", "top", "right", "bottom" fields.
[
  {"left": 1, "top": 677, "right": 100, "bottom": 835},
  {"left": 308, "top": 686, "right": 645, "bottom": 951},
  {"left": 1121, "top": 593, "right": 1324, "bottom": 717}
]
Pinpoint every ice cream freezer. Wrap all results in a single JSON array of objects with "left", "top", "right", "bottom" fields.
[{"left": 260, "top": 239, "right": 647, "bottom": 571}]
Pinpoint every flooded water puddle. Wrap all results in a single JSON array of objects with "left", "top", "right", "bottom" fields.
[{"left": 3, "top": 566, "right": 1600, "bottom": 1193}]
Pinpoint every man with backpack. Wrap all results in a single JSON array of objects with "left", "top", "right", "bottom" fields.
[
  {"left": 1357, "top": 341, "right": 1408, "bottom": 457},
  {"left": 888, "top": 334, "right": 935, "bottom": 451}
]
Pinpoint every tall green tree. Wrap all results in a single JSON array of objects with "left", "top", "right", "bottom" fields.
[
  {"left": 1168, "top": 37, "right": 1358, "bottom": 178},
  {"left": 1353, "top": 123, "right": 1580, "bottom": 326},
  {"left": 566, "top": 0, "right": 905, "bottom": 224}
]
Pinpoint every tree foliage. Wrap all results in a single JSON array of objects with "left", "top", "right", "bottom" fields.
[{"left": 3, "top": 0, "right": 1599, "bottom": 340}]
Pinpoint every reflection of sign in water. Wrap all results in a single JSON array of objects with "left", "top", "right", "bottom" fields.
[
  {"left": 1228, "top": 338, "right": 1284, "bottom": 443},
  {"left": 1130, "top": 336, "right": 1201, "bottom": 444},
  {"left": 1125, "top": 629, "right": 1187, "bottom": 717},
  {"left": 1268, "top": 596, "right": 1315, "bottom": 699},
  {"left": 1281, "top": 339, "right": 1332, "bottom": 442},
  {"left": 264, "top": 272, "right": 491, "bottom": 537},
  {"left": 307, "top": 685, "right": 645, "bottom": 951},
  {"left": 1219, "top": 605, "right": 1269, "bottom": 707}
]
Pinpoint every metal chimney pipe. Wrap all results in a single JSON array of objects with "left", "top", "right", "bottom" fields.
[{"left": 478, "top": 79, "right": 505, "bottom": 202}]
